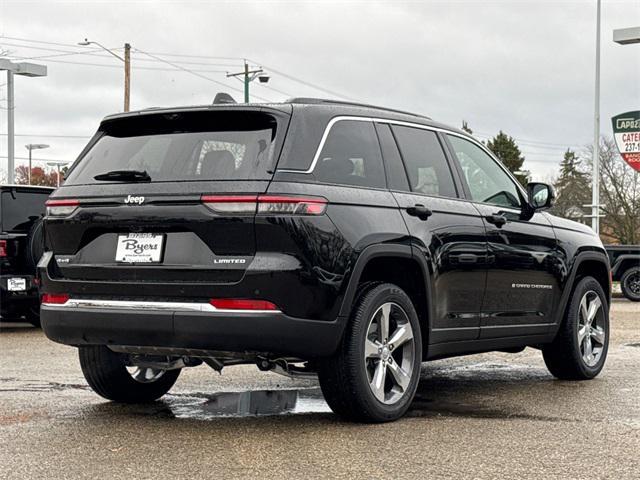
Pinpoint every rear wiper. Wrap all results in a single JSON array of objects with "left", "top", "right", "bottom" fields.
[{"left": 94, "top": 169, "right": 151, "bottom": 182}]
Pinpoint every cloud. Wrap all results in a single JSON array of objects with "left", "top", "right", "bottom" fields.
[{"left": 1, "top": 0, "right": 638, "bottom": 180}]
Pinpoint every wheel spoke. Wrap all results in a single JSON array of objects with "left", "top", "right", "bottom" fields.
[
  {"left": 365, "top": 339, "right": 382, "bottom": 359},
  {"left": 591, "top": 326, "right": 606, "bottom": 345},
  {"left": 580, "top": 295, "right": 589, "bottom": 323},
  {"left": 577, "top": 325, "right": 588, "bottom": 344},
  {"left": 586, "top": 296, "right": 602, "bottom": 325},
  {"left": 378, "top": 304, "right": 391, "bottom": 342},
  {"left": 370, "top": 361, "right": 387, "bottom": 402},
  {"left": 387, "top": 360, "right": 410, "bottom": 391},
  {"left": 388, "top": 324, "right": 413, "bottom": 351},
  {"left": 583, "top": 336, "right": 593, "bottom": 362}
]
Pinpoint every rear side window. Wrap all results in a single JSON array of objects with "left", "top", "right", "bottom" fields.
[
  {"left": 313, "top": 120, "right": 386, "bottom": 189},
  {"left": 64, "top": 111, "right": 278, "bottom": 185},
  {"left": 1, "top": 190, "right": 50, "bottom": 232},
  {"left": 391, "top": 126, "right": 457, "bottom": 198}
]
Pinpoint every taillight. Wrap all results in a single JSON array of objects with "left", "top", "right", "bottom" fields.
[
  {"left": 257, "top": 195, "right": 327, "bottom": 215},
  {"left": 209, "top": 298, "right": 278, "bottom": 311},
  {"left": 0, "top": 240, "right": 6, "bottom": 257},
  {"left": 46, "top": 199, "right": 79, "bottom": 217},
  {"left": 201, "top": 194, "right": 327, "bottom": 216},
  {"left": 41, "top": 293, "right": 70, "bottom": 305}
]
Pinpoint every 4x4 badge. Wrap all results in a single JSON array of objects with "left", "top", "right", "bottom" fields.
[{"left": 124, "top": 195, "right": 145, "bottom": 205}]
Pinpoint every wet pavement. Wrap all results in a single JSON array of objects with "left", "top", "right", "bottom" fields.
[{"left": 1, "top": 299, "right": 638, "bottom": 479}]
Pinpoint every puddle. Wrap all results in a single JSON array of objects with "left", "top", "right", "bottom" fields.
[{"left": 167, "top": 388, "right": 331, "bottom": 419}]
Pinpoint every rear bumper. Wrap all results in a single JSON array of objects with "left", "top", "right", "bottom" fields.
[{"left": 41, "top": 302, "right": 344, "bottom": 358}]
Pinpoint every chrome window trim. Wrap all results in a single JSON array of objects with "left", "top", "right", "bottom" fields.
[
  {"left": 42, "top": 298, "right": 280, "bottom": 314},
  {"left": 276, "top": 115, "right": 527, "bottom": 200}
]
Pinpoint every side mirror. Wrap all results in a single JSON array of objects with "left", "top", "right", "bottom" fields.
[{"left": 527, "top": 182, "right": 555, "bottom": 210}]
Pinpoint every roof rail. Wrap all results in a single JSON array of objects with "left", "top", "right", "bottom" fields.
[{"left": 285, "top": 97, "right": 431, "bottom": 120}]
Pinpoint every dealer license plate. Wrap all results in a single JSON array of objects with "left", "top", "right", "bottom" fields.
[{"left": 115, "top": 233, "right": 164, "bottom": 263}]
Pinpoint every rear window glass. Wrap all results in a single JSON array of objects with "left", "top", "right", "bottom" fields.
[
  {"left": 313, "top": 120, "right": 386, "bottom": 189},
  {"left": 391, "top": 126, "right": 457, "bottom": 198},
  {"left": 65, "top": 111, "right": 278, "bottom": 184},
  {"left": 1, "top": 189, "right": 51, "bottom": 232}
]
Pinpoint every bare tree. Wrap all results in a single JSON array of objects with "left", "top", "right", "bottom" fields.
[{"left": 586, "top": 137, "right": 640, "bottom": 244}]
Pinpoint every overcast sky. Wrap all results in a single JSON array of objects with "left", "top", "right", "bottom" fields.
[{"left": 1, "top": 0, "right": 639, "bottom": 182}]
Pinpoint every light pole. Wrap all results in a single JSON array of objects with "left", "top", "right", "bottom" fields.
[
  {"left": 46, "top": 161, "right": 69, "bottom": 188},
  {"left": 25, "top": 144, "right": 49, "bottom": 184},
  {"left": 78, "top": 39, "right": 131, "bottom": 112},
  {"left": 0, "top": 59, "right": 47, "bottom": 184},
  {"left": 590, "top": 0, "right": 602, "bottom": 235},
  {"left": 227, "top": 61, "right": 270, "bottom": 103}
]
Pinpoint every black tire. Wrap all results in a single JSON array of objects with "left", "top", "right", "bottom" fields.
[
  {"left": 620, "top": 267, "right": 640, "bottom": 302},
  {"left": 25, "top": 218, "right": 45, "bottom": 273},
  {"left": 318, "top": 283, "right": 422, "bottom": 423},
  {"left": 25, "top": 304, "right": 41, "bottom": 328},
  {"left": 79, "top": 346, "right": 180, "bottom": 403},
  {"left": 542, "top": 276, "right": 609, "bottom": 380}
]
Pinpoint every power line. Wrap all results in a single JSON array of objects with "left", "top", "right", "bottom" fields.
[
  {"left": 0, "top": 133, "right": 91, "bottom": 139},
  {"left": 132, "top": 47, "right": 273, "bottom": 102}
]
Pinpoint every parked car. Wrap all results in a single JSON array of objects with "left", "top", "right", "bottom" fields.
[
  {"left": 1, "top": 184, "right": 53, "bottom": 326},
  {"left": 605, "top": 245, "right": 640, "bottom": 302},
  {"left": 40, "top": 99, "right": 611, "bottom": 422}
]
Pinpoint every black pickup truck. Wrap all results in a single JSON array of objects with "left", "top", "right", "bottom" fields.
[
  {"left": 1, "top": 184, "right": 53, "bottom": 325},
  {"left": 605, "top": 245, "right": 640, "bottom": 302}
]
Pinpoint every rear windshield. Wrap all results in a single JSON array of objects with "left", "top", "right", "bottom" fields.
[{"left": 65, "top": 111, "right": 279, "bottom": 185}]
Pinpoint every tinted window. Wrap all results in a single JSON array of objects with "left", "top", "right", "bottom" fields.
[
  {"left": 391, "top": 126, "right": 457, "bottom": 198},
  {"left": 375, "top": 123, "right": 409, "bottom": 192},
  {"left": 65, "top": 112, "right": 278, "bottom": 185},
  {"left": 447, "top": 135, "right": 522, "bottom": 208},
  {"left": 1, "top": 190, "right": 50, "bottom": 232},
  {"left": 314, "top": 120, "right": 386, "bottom": 189}
]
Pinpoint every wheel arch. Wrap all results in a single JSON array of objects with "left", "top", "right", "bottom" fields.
[
  {"left": 611, "top": 254, "right": 640, "bottom": 280},
  {"left": 339, "top": 244, "right": 432, "bottom": 358},
  {"left": 551, "top": 251, "right": 611, "bottom": 337}
]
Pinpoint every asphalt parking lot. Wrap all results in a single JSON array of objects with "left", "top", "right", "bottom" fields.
[{"left": 1, "top": 298, "right": 638, "bottom": 479}]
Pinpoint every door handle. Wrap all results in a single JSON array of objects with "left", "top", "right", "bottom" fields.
[
  {"left": 485, "top": 214, "right": 507, "bottom": 227},
  {"left": 406, "top": 204, "right": 433, "bottom": 221}
]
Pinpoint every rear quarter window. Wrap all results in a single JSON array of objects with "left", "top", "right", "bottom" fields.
[{"left": 313, "top": 120, "right": 386, "bottom": 189}]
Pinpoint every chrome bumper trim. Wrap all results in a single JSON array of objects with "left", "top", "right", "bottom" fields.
[{"left": 42, "top": 299, "right": 280, "bottom": 314}]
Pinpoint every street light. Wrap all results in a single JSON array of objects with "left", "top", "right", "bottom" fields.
[
  {"left": 46, "top": 161, "right": 70, "bottom": 188},
  {"left": 78, "top": 38, "right": 131, "bottom": 112},
  {"left": 25, "top": 144, "right": 49, "bottom": 185},
  {"left": 227, "top": 61, "right": 269, "bottom": 103},
  {"left": 0, "top": 59, "right": 47, "bottom": 184},
  {"left": 613, "top": 26, "right": 640, "bottom": 45}
]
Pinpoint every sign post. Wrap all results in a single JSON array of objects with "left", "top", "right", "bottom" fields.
[{"left": 612, "top": 110, "right": 640, "bottom": 172}]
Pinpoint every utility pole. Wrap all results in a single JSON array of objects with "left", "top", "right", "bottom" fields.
[
  {"left": 124, "top": 43, "right": 131, "bottom": 112},
  {"left": 591, "top": 0, "right": 602, "bottom": 234},
  {"left": 78, "top": 39, "right": 131, "bottom": 112},
  {"left": 227, "top": 61, "right": 270, "bottom": 103}
]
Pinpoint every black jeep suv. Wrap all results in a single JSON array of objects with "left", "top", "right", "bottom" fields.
[
  {"left": 40, "top": 99, "right": 611, "bottom": 422},
  {"left": 1, "top": 184, "right": 53, "bottom": 325}
]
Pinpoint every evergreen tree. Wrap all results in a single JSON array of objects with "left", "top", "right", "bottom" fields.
[
  {"left": 551, "top": 149, "right": 591, "bottom": 221},
  {"left": 487, "top": 131, "right": 528, "bottom": 185}
]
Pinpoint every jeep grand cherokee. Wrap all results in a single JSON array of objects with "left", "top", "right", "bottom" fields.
[{"left": 40, "top": 99, "right": 611, "bottom": 422}]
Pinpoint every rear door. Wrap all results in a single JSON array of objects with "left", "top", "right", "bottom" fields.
[
  {"left": 444, "top": 134, "right": 559, "bottom": 338},
  {"left": 384, "top": 123, "right": 488, "bottom": 343},
  {"left": 46, "top": 108, "right": 289, "bottom": 287}
]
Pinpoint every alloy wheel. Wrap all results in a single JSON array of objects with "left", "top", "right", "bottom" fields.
[
  {"left": 126, "top": 366, "right": 166, "bottom": 384},
  {"left": 577, "top": 290, "right": 606, "bottom": 367},
  {"left": 364, "top": 302, "right": 415, "bottom": 404}
]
